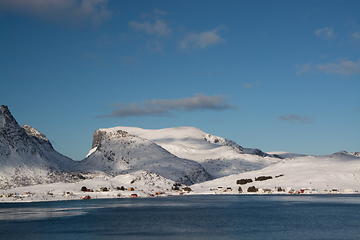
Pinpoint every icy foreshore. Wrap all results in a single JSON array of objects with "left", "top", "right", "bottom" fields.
[{"left": 1, "top": 180, "right": 358, "bottom": 203}]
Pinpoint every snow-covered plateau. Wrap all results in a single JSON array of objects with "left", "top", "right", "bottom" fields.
[{"left": 0, "top": 105, "right": 359, "bottom": 202}]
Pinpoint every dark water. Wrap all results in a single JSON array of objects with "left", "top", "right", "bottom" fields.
[{"left": 0, "top": 195, "right": 359, "bottom": 240}]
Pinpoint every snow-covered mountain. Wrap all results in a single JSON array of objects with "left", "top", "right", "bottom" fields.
[
  {"left": 82, "top": 128, "right": 212, "bottom": 185},
  {"left": 191, "top": 151, "right": 360, "bottom": 193},
  {"left": 1, "top": 105, "right": 358, "bottom": 197},
  {"left": 103, "top": 127, "right": 281, "bottom": 178},
  {"left": 0, "top": 105, "right": 81, "bottom": 189}
]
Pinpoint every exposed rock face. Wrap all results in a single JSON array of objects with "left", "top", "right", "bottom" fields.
[
  {"left": 204, "top": 133, "right": 244, "bottom": 154},
  {"left": 92, "top": 130, "right": 106, "bottom": 149},
  {"left": 351, "top": 152, "right": 360, "bottom": 157},
  {"left": 23, "top": 124, "right": 48, "bottom": 141}
]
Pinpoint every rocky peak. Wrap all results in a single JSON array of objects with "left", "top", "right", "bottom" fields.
[
  {"left": 204, "top": 133, "right": 244, "bottom": 154},
  {"left": 23, "top": 124, "right": 49, "bottom": 141},
  {"left": 0, "top": 105, "right": 30, "bottom": 153},
  {"left": 0, "top": 105, "right": 19, "bottom": 129},
  {"left": 92, "top": 130, "right": 106, "bottom": 149},
  {"left": 92, "top": 129, "right": 132, "bottom": 149}
]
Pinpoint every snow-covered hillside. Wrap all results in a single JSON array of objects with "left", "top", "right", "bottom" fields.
[
  {"left": 82, "top": 129, "right": 212, "bottom": 185},
  {"left": 191, "top": 151, "right": 360, "bottom": 194},
  {"left": 0, "top": 105, "right": 81, "bottom": 189},
  {"left": 0, "top": 170, "right": 180, "bottom": 202},
  {"left": 101, "top": 126, "right": 281, "bottom": 178},
  {"left": 1, "top": 105, "right": 358, "bottom": 200}
]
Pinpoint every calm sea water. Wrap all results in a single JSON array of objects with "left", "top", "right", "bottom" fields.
[{"left": 0, "top": 195, "right": 359, "bottom": 240}]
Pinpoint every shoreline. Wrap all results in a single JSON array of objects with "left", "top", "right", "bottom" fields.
[{"left": 1, "top": 190, "right": 359, "bottom": 203}]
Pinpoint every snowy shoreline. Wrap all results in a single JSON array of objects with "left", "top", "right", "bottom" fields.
[{"left": 1, "top": 186, "right": 358, "bottom": 203}]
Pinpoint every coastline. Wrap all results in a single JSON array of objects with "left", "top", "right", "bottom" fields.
[{"left": 1, "top": 187, "right": 359, "bottom": 203}]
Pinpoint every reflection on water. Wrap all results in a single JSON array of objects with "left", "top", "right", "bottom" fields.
[
  {"left": 0, "top": 194, "right": 359, "bottom": 221},
  {"left": 0, "top": 195, "right": 359, "bottom": 240},
  {"left": 0, "top": 207, "right": 87, "bottom": 221}
]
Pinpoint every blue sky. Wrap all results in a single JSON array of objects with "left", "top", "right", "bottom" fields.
[{"left": 1, "top": 0, "right": 359, "bottom": 160}]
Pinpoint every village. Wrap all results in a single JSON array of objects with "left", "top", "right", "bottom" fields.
[
  {"left": 207, "top": 186, "right": 356, "bottom": 194},
  {"left": 194, "top": 174, "right": 359, "bottom": 195},
  {"left": 0, "top": 183, "right": 194, "bottom": 202},
  {"left": 1, "top": 183, "right": 358, "bottom": 203}
]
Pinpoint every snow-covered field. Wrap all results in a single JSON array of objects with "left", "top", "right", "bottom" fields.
[{"left": 191, "top": 151, "right": 360, "bottom": 195}]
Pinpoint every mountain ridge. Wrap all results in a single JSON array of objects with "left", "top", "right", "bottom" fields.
[{"left": 1, "top": 105, "right": 358, "bottom": 194}]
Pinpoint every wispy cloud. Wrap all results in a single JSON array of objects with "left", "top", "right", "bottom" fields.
[
  {"left": 295, "top": 63, "right": 313, "bottom": 75},
  {"left": 0, "top": 0, "right": 112, "bottom": 27},
  {"left": 100, "top": 94, "right": 237, "bottom": 118},
  {"left": 128, "top": 9, "right": 172, "bottom": 52},
  {"left": 296, "top": 59, "right": 360, "bottom": 76},
  {"left": 123, "top": 56, "right": 138, "bottom": 65},
  {"left": 129, "top": 19, "right": 172, "bottom": 37},
  {"left": 315, "top": 27, "right": 336, "bottom": 39},
  {"left": 316, "top": 59, "right": 360, "bottom": 75},
  {"left": 243, "top": 82, "right": 261, "bottom": 89},
  {"left": 278, "top": 114, "right": 316, "bottom": 124},
  {"left": 350, "top": 32, "right": 360, "bottom": 39},
  {"left": 179, "top": 27, "right": 225, "bottom": 50}
]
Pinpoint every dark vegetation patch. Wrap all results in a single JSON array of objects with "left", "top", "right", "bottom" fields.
[
  {"left": 247, "top": 186, "right": 258, "bottom": 192},
  {"left": 255, "top": 176, "right": 273, "bottom": 181},
  {"left": 236, "top": 178, "right": 253, "bottom": 185}
]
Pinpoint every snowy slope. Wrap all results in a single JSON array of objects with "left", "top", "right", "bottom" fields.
[
  {"left": 81, "top": 129, "right": 212, "bottom": 185},
  {"left": 99, "top": 126, "right": 281, "bottom": 178},
  {"left": 191, "top": 151, "right": 360, "bottom": 193},
  {"left": 0, "top": 105, "right": 81, "bottom": 189},
  {"left": 0, "top": 170, "right": 181, "bottom": 202}
]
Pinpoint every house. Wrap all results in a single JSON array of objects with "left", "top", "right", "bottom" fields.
[
  {"left": 82, "top": 195, "right": 91, "bottom": 200},
  {"left": 226, "top": 188, "right": 232, "bottom": 192},
  {"left": 130, "top": 194, "right": 138, "bottom": 198},
  {"left": 263, "top": 189, "right": 272, "bottom": 193}
]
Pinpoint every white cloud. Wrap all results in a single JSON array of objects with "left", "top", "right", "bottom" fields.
[
  {"left": 0, "top": 0, "right": 112, "bottom": 27},
  {"left": 351, "top": 32, "right": 360, "bottom": 39},
  {"left": 315, "top": 27, "right": 336, "bottom": 39},
  {"left": 179, "top": 27, "right": 225, "bottom": 50},
  {"left": 278, "top": 114, "right": 316, "bottom": 124},
  {"left": 296, "top": 60, "right": 360, "bottom": 76},
  {"left": 295, "top": 63, "right": 313, "bottom": 75},
  {"left": 128, "top": 9, "right": 172, "bottom": 52},
  {"left": 316, "top": 59, "right": 360, "bottom": 75},
  {"left": 129, "top": 19, "right": 172, "bottom": 37},
  {"left": 243, "top": 82, "right": 261, "bottom": 89},
  {"left": 101, "top": 94, "right": 237, "bottom": 118}
]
